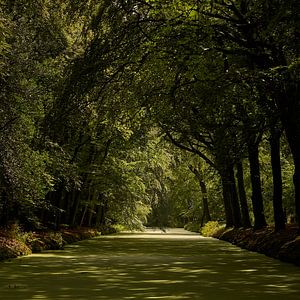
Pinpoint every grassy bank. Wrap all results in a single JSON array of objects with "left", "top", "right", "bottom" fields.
[
  {"left": 215, "top": 226, "right": 300, "bottom": 266},
  {"left": 200, "top": 222, "right": 300, "bottom": 266},
  {"left": 0, "top": 225, "right": 101, "bottom": 261}
]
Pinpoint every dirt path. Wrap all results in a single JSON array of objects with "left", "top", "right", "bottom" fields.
[{"left": 0, "top": 228, "right": 299, "bottom": 299}]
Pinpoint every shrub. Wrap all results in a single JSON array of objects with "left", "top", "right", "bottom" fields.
[
  {"left": 0, "top": 237, "right": 32, "bottom": 260},
  {"left": 200, "top": 221, "right": 225, "bottom": 237},
  {"left": 44, "top": 232, "right": 64, "bottom": 249},
  {"left": 61, "top": 228, "right": 100, "bottom": 243},
  {"left": 6, "top": 223, "right": 27, "bottom": 242},
  {"left": 21, "top": 232, "right": 45, "bottom": 252},
  {"left": 111, "top": 224, "right": 127, "bottom": 232},
  {"left": 98, "top": 225, "right": 118, "bottom": 235}
]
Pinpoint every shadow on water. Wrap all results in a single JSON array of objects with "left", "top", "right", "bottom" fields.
[{"left": 0, "top": 228, "right": 299, "bottom": 299}]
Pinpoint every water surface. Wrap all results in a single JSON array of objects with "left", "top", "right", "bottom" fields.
[{"left": 0, "top": 228, "right": 299, "bottom": 299}]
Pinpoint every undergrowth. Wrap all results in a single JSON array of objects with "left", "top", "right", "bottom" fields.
[{"left": 184, "top": 222, "right": 200, "bottom": 233}]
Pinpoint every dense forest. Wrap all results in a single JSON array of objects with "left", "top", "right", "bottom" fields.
[{"left": 0, "top": 0, "right": 299, "bottom": 233}]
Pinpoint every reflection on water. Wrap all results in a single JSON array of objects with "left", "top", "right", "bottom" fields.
[{"left": 0, "top": 228, "right": 299, "bottom": 299}]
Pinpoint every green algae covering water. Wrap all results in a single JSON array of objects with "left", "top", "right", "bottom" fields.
[{"left": 0, "top": 228, "right": 299, "bottom": 300}]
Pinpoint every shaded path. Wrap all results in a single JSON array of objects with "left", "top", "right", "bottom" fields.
[{"left": 0, "top": 228, "right": 300, "bottom": 299}]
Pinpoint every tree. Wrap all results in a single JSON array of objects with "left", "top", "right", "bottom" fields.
[
  {"left": 195, "top": 0, "right": 299, "bottom": 227},
  {"left": 0, "top": 0, "right": 298, "bottom": 233}
]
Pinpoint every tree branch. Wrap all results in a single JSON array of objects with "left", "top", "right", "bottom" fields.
[{"left": 165, "top": 131, "right": 216, "bottom": 168}]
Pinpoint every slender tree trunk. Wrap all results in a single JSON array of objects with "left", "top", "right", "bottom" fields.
[
  {"left": 189, "top": 166, "right": 211, "bottom": 226},
  {"left": 95, "top": 194, "right": 105, "bottom": 227},
  {"left": 70, "top": 190, "right": 77, "bottom": 225},
  {"left": 43, "top": 191, "right": 55, "bottom": 227},
  {"left": 80, "top": 183, "right": 92, "bottom": 227},
  {"left": 199, "top": 179, "right": 211, "bottom": 226},
  {"left": 80, "top": 204, "right": 88, "bottom": 227},
  {"left": 71, "top": 192, "right": 81, "bottom": 227},
  {"left": 99, "top": 200, "right": 108, "bottom": 226},
  {"left": 236, "top": 161, "right": 252, "bottom": 228},
  {"left": 55, "top": 188, "right": 65, "bottom": 229},
  {"left": 95, "top": 205, "right": 102, "bottom": 227},
  {"left": 0, "top": 190, "right": 9, "bottom": 227},
  {"left": 88, "top": 202, "right": 95, "bottom": 227},
  {"left": 228, "top": 165, "right": 242, "bottom": 228},
  {"left": 270, "top": 127, "right": 285, "bottom": 231},
  {"left": 86, "top": 186, "right": 94, "bottom": 227},
  {"left": 64, "top": 192, "right": 73, "bottom": 225},
  {"left": 248, "top": 141, "right": 267, "bottom": 229}
]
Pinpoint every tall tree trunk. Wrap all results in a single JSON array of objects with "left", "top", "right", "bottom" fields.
[
  {"left": 95, "top": 194, "right": 106, "bottom": 227},
  {"left": 270, "top": 127, "right": 285, "bottom": 231},
  {"left": 221, "top": 177, "right": 234, "bottom": 227},
  {"left": 80, "top": 204, "right": 88, "bottom": 227},
  {"left": 71, "top": 192, "right": 81, "bottom": 227},
  {"left": 248, "top": 141, "right": 267, "bottom": 229},
  {"left": 228, "top": 165, "right": 242, "bottom": 228},
  {"left": 199, "top": 180, "right": 211, "bottom": 226},
  {"left": 88, "top": 201, "right": 95, "bottom": 227},
  {"left": 293, "top": 161, "right": 300, "bottom": 228},
  {"left": 55, "top": 188, "right": 65, "bottom": 229},
  {"left": 236, "top": 161, "right": 252, "bottom": 228},
  {"left": 188, "top": 166, "right": 211, "bottom": 226},
  {"left": 277, "top": 87, "right": 300, "bottom": 229},
  {"left": 64, "top": 192, "right": 73, "bottom": 225},
  {"left": 99, "top": 199, "right": 108, "bottom": 226},
  {"left": 284, "top": 126, "right": 300, "bottom": 228},
  {"left": 95, "top": 205, "right": 102, "bottom": 227},
  {"left": 0, "top": 190, "right": 9, "bottom": 227},
  {"left": 80, "top": 183, "right": 92, "bottom": 227}
]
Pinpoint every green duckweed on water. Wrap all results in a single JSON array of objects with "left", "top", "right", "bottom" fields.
[{"left": 0, "top": 228, "right": 300, "bottom": 300}]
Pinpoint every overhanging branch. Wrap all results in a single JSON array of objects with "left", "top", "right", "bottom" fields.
[{"left": 165, "top": 131, "right": 216, "bottom": 168}]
